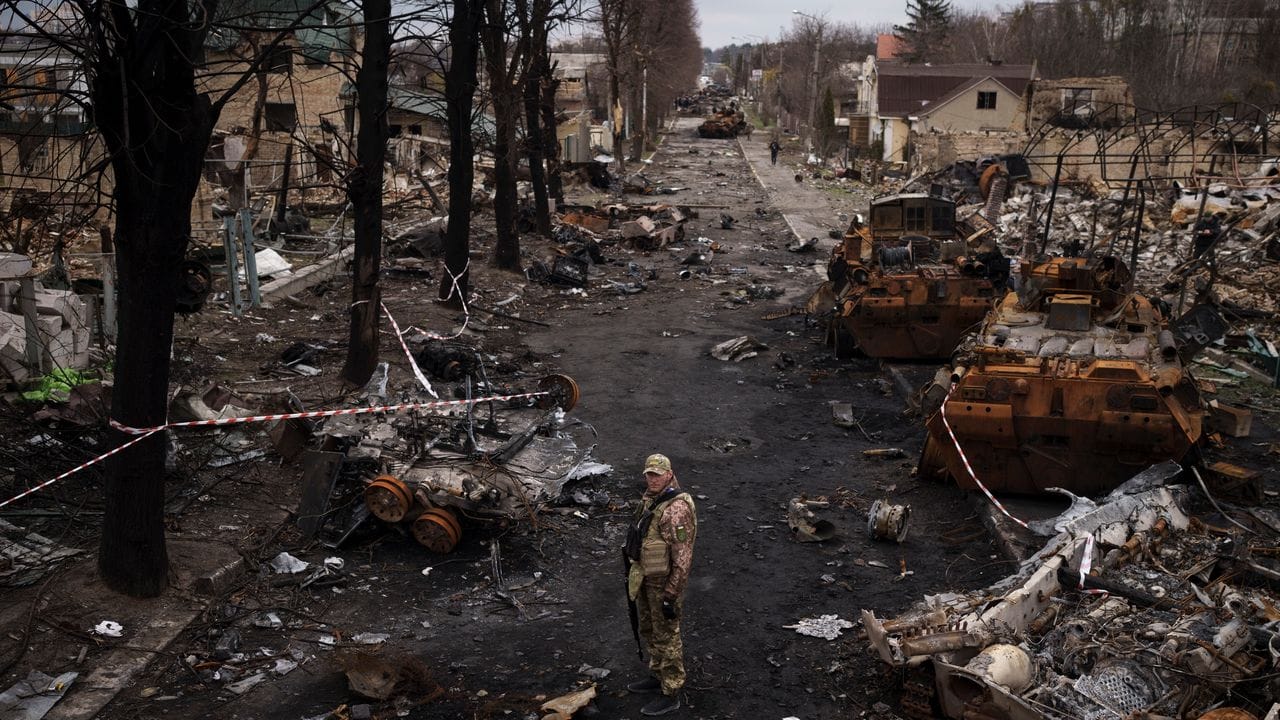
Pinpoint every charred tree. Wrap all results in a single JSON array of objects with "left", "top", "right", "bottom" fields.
[
  {"left": 481, "top": 0, "right": 523, "bottom": 270},
  {"left": 341, "top": 0, "right": 392, "bottom": 386},
  {"left": 519, "top": 0, "right": 553, "bottom": 236},
  {"left": 439, "top": 0, "right": 483, "bottom": 306},
  {"left": 598, "top": 0, "right": 636, "bottom": 174},
  {"left": 540, "top": 60, "right": 564, "bottom": 203},
  {"left": 91, "top": 0, "right": 221, "bottom": 597}
]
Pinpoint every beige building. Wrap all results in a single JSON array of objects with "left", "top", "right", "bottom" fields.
[{"left": 874, "top": 62, "right": 1036, "bottom": 163}]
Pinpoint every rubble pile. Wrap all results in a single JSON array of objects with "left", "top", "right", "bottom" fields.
[
  {"left": 862, "top": 463, "right": 1280, "bottom": 720},
  {"left": 0, "top": 252, "right": 94, "bottom": 384}
]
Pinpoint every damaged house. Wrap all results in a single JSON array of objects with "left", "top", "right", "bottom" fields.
[
  {"left": 199, "top": 0, "right": 362, "bottom": 222},
  {"left": 867, "top": 61, "right": 1037, "bottom": 164}
]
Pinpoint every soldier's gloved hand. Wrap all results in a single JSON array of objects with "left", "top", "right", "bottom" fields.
[{"left": 661, "top": 597, "right": 678, "bottom": 620}]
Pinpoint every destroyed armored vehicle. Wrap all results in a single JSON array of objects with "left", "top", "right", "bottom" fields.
[
  {"left": 918, "top": 255, "right": 1205, "bottom": 496},
  {"left": 299, "top": 373, "right": 607, "bottom": 554},
  {"left": 807, "top": 191, "right": 1006, "bottom": 359},
  {"left": 696, "top": 106, "right": 748, "bottom": 139}
]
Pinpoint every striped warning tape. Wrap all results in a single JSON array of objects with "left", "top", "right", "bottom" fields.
[
  {"left": 0, "top": 389, "right": 550, "bottom": 510},
  {"left": 939, "top": 382, "right": 1108, "bottom": 594},
  {"left": 0, "top": 429, "right": 160, "bottom": 510},
  {"left": 381, "top": 301, "right": 437, "bottom": 399},
  {"left": 938, "top": 382, "right": 1029, "bottom": 530},
  {"left": 109, "top": 390, "right": 549, "bottom": 434}
]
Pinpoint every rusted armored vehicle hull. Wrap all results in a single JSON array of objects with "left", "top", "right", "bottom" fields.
[
  {"left": 828, "top": 272, "right": 995, "bottom": 359},
  {"left": 919, "top": 257, "right": 1204, "bottom": 496},
  {"left": 811, "top": 192, "right": 1004, "bottom": 360}
]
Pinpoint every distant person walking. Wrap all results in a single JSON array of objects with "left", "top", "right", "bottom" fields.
[
  {"left": 623, "top": 454, "right": 697, "bottom": 716},
  {"left": 769, "top": 139, "right": 781, "bottom": 165}
]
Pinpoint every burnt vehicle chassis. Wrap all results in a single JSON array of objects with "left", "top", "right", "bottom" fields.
[
  {"left": 918, "top": 256, "right": 1204, "bottom": 496},
  {"left": 809, "top": 192, "right": 1006, "bottom": 360}
]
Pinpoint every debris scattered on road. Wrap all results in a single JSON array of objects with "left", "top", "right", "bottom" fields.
[
  {"left": 787, "top": 497, "right": 836, "bottom": 543},
  {"left": 268, "top": 552, "right": 309, "bottom": 574},
  {"left": 0, "top": 670, "right": 78, "bottom": 720},
  {"left": 710, "top": 335, "right": 767, "bottom": 361},
  {"left": 785, "top": 614, "right": 855, "bottom": 640},
  {"left": 92, "top": 620, "right": 123, "bottom": 637},
  {"left": 866, "top": 500, "right": 910, "bottom": 543}
]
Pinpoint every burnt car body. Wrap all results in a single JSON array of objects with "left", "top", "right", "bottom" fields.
[
  {"left": 918, "top": 256, "right": 1204, "bottom": 496},
  {"left": 808, "top": 191, "right": 1004, "bottom": 360}
]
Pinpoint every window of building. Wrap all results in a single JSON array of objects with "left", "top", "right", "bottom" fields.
[
  {"left": 265, "top": 45, "right": 293, "bottom": 74},
  {"left": 976, "top": 91, "right": 997, "bottom": 110},
  {"left": 264, "top": 102, "right": 297, "bottom": 132},
  {"left": 931, "top": 204, "right": 954, "bottom": 233},
  {"left": 904, "top": 203, "right": 927, "bottom": 231},
  {"left": 1061, "top": 88, "right": 1094, "bottom": 116}
]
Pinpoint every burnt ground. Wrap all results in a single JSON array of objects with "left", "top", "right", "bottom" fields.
[{"left": 7, "top": 115, "right": 1271, "bottom": 720}]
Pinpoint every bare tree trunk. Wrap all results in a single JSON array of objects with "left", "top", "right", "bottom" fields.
[
  {"left": 341, "top": 0, "right": 391, "bottom": 387},
  {"left": 93, "top": 0, "right": 218, "bottom": 597},
  {"left": 541, "top": 60, "right": 563, "bottom": 203},
  {"left": 483, "top": 0, "right": 521, "bottom": 270},
  {"left": 522, "top": 0, "right": 552, "bottom": 235},
  {"left": 440, "top": 0, "right": 483, "bottom": 307}
]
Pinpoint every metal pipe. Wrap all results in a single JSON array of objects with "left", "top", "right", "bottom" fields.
[{"left": 1039, "top": 152, "right": 1064, "bottom": 256}]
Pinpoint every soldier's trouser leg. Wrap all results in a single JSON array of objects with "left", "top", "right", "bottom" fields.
[{"left": 636, "top": 583, "right": 684, "bottom": 695}]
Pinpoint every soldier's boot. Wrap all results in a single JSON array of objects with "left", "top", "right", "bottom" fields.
[
  {"left": 626, "top": 676, "right": 661, "bottom": 694},
  {"left": 641, "top": 694, "right": 681, "bottom": 716}
]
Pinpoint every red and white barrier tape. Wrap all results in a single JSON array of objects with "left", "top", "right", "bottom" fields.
[
  {"left": 109, "top": 390, "right": 549, "bottom": 435},
  {"left": 381, "top": 302, "right": 437, "bottom": 398},
  {"left": 0, "top": 390, "right": 549, "bottom": 510},
  {"left": 938, "top": 383, "right": 1029, "bottom": 530},
  {"left": 0, "top": 429, "right": 160, "bottom": 510},
  {"left": 939, "top": 384, "right": 1107, "bottom": 594}
]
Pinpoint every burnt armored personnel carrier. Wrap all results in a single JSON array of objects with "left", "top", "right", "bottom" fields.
[
  {"left": 808, "top": 191, "right": 1006, "bottom": 359},
  {"left": 918, "top": 255, "right": 1205, "bottom": 496}
]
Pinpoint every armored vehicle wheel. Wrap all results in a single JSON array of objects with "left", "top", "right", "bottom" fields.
[
  {"left": 537, "top": 373, "right": 580, "bottom": 411},
  {"left": 364, "top": 475, "right": 413, "bottom": 523},
  {"left": 412, "top": 507, "right": 462, "bottom": 553}
]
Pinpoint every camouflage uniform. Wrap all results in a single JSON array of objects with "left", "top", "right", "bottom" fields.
[{"left": 628, "top": 488, "right": 697, "bottom": 697}]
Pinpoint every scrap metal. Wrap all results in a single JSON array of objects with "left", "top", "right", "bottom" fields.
[{"left": 861, "top": 462, "right": 1280, "bottom": 720}]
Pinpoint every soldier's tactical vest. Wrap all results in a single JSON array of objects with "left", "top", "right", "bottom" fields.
[{"left": 626, "top": 489, "right": 696, "bottom": 582}]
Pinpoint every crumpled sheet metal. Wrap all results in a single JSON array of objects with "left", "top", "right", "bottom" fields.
[
  {"left": 862, "top": 463, "right": 1189, "bottom": 667},
  {"left": 857, "top": 461, "right": 1280, "bottom": 720}
]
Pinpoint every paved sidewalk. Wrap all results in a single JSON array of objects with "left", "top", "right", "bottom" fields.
[{"left": 737, "top": 133, "right": 873, "bottom": 248}]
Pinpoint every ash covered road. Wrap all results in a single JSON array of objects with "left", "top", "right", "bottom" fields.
[{"left": 99, "top": 117, "right": 1008, "bottom": 720}]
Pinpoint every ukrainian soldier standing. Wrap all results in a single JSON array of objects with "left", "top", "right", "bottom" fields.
[{"left": 623, "top": 453, "right": 696, "bottom": 716}]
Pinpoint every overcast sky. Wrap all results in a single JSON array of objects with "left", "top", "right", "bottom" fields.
[{"left": 696, "top": 0, "right": 1011, "bottom": 49}]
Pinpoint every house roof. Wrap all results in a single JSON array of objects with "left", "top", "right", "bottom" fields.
[
  {"left": 384, "top": 87, "right": 496, "bottom": 138},
  {"left": 206, "top": 0, "right": 359, "bottom": 61},
  {"left": 876, "top": 34, "right": 905, "bottom": 60},
  {"left": 877, "top": 62, "right": 1035, "bottom": 117}
]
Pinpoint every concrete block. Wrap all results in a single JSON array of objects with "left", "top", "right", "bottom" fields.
[
  {"left": 34, "top": 289, "right": 88, "bottom": 331},
  {"left": 0, "top": 311, "right": 29, "bottom": 383},
  {"left": 0, "top": 252, "right": 32, "bottom": 278}
]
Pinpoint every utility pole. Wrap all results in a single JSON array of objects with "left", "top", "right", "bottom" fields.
[
  {"left": 794, "top": 10, "right": 822, "bottom": 148},
  {"left": 641, "top": 64, "right": 647, "bottom": 156}
]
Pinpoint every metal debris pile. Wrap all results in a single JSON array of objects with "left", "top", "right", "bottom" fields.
[
  {"left": 289, "top": 367, "right": 610, "bottom": 554},
  {"left": 862, "top": 463, "right": 1280, "bottom": 720}
]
